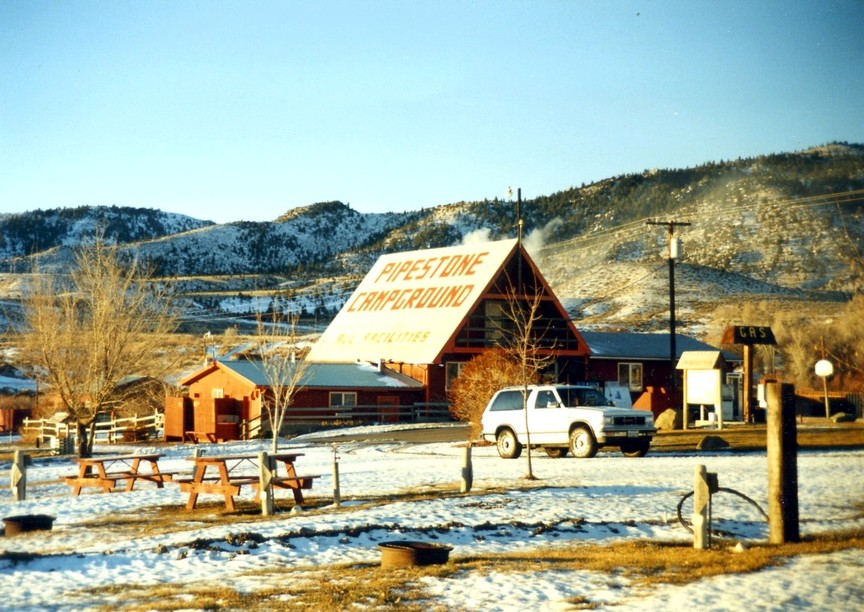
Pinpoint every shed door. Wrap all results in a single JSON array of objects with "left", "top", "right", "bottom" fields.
[{"left": 378, "top": 396, "right": 400, "bottom": 423}]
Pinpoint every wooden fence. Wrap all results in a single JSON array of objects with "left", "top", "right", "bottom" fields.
[
  {"left": 21, "top": 412, "right": 164, "bottom": 452},
  {"left": 240, "top": 402, "right": 453, "bottom": 438},
  {"left": 795, "top": 390, "right": 863, "bottom": 418},
  {"left": 23, "top": 403, "right": 454, "bottom": 447}
]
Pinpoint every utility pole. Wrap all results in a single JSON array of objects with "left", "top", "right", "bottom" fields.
[{"left": 647, "top": 219, "right": 691, "bottom": 391}]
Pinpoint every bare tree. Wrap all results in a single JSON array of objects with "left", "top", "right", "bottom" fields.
[
  {"left": 497, "top": 280, "right": 557, "bottom": 480},
  {"left": 255, "top": 311, "right": 310, "bottom": 453},
  {"left": 20, "top": 238, "right": 178, "bottom": 457}
]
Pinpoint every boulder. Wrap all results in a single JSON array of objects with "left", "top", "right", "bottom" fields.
[
  {"left": 697, "top": 435, "right": 731, "bottom": 451},
  {"left": 655, "top": 408, "right": 681, "bottom": 431}
]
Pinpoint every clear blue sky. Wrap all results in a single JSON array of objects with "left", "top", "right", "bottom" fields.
[{"left": 2, "top": 1, "right": 863, "bottom": 224}]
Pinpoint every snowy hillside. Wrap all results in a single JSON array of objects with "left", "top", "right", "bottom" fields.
[{"left": 1, "top": 144, "right": 862, "bottom": 335}]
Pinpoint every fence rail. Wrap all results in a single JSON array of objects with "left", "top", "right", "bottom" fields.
[
  {"left": 796, "top": 390, "right": 863, "bottom": 419},
  {"left": 93, "top": 413, "right": 163, "bottom": 443},
  {"left": 278, "top": 402, "right": 452, "bottom": 424},
  {"left": 19, "top": 418, "right": 72, "bottom": 454},
  {"left": 21, "top": 412, "right": 163, "bottom": 451},
  {"left": 240, "top": 402, "right": 453, "bottom": 437}
]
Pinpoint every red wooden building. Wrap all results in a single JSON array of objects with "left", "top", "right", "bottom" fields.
[
  {"left": 165, "top": 361, "right": 424, "bottom": 442},
  {"left": 164, "top": 238, "right": 735, "bottom": 441},
  {"left": 306, "top": 238, "right": 591, "bottom": 403}
]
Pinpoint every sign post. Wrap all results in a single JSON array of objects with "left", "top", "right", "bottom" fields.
[{"left": 721, "top": 326, "right": 776, "bottom": 423}]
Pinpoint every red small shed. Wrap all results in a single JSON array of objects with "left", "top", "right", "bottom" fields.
[{"left": 165, "top": 360, "right": 425, "bottom": 442}]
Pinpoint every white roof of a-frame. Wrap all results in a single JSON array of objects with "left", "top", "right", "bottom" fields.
[{"left": 307, "top": 238, "right": 519, "bottom": 364}]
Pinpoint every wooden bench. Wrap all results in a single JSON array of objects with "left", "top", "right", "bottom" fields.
[
  {"left": 252, "top": 474, "right": 319, "bottom": 504},
  {"left": 64, "top": 473, "right": 129, "bottom": 494},
  {"left": 127, "top": 472, "right": 176, "bottom": 486},
  {"left": 177, "top": 476, "right": 260, "bottom": 510},
  {"left": 185, "top": 431, "right": 217, "bottom": 444},
  {"left": 64, "top": 471, "right": 177, "bottom": 494}
]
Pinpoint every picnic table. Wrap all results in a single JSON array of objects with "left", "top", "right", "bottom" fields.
[
  {"left": 177, "top": 452, "right": 318, "bottom": 511},
  {"left": 64, "top": 453, "right": 174, "bottom": 495}
]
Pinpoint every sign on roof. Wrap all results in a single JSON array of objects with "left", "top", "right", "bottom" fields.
[{"left": 307, "top": 239, "right": 518, "bottom": 364}]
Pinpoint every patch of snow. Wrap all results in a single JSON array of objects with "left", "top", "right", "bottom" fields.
[{"left": 0, "top": 431, "right": 861, "bottom": 610}]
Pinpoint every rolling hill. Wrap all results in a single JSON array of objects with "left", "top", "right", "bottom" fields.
[{"left": 1, "top": 142, "right": 862, "bottom": 339}]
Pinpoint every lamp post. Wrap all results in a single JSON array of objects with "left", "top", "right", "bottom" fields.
[
  {"left": 647, "top": 220, "right": 691, "bottom": 391},
  {"left": 815, "top": 359, "right": 834, "bottom": 418}
]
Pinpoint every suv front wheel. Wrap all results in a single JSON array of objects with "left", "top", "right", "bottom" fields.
[
  {"left": 569, "top": 426, "right": 598, "bottom": 458},
  {"left": 496, "top": 428, "right": 522, "bottom": 459}
]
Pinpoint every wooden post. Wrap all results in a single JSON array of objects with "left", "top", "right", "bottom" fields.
[
  {"left": 692, "top": 464, "right": 710, "bottom": 549},
  {"left": 460, "top": 445, "right": 473, "bottom": 493},
  {"left": 259, "top": 451, "right": 275, "bottom": 516},
  {"left": 682, "top": 374, "right": 690, "bottom": 430},
  {"left": 766, "top": 382, "right": 800, "bottom": 543},
  {"left": 332, "top": 446, "right": 341, "bottom": 508},
  {"left": 716, "top": 399, "right": 724, "bottom": 431},
  {"left": 743, "top": 344, "right": 753, "bottom": 422},
  {"left": 11, "top": 451, "right": 28, "bottom": 502}
]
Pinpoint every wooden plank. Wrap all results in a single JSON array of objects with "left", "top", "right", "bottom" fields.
[
  {"left": 251, "top": 475, "right": 319, "bottom": 504},
  {"left": 178, "top": 481, "right": 243, "bottom": 495}
]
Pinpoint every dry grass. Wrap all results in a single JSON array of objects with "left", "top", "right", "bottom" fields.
[
  {"left": 70, "top": 529, "right": 864, "bottom": 611},
  {"left": 652, "top": 422, "right": 864, "bottom": 453}
]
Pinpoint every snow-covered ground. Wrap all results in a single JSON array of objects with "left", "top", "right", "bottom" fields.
[{"left": 1, "top": 426, "right": 862, "bottom": 611}]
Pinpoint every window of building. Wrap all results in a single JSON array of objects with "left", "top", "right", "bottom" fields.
[
  {"left": 329, "top": 392, "right": 357, "bottom": 407},
  {"left": 484, "top": 300, "right": 508, "bottom": 344},
  {"left": 618, "top": 363, "right": 643, "bottom": 392},
  {"left": 212, "top": 388, "right": 224, "bottom": 399},
  {"left": 445, "top": 362, "right": 466, "bottom": 390}
]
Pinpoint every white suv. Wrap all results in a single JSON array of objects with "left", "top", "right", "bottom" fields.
[{"left": 480, "top": 384, "right": 656, "bottom": 459}]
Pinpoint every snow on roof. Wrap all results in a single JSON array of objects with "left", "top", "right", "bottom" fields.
[
  {"left": 307, "top": 238, "right": 518, "bottom": 364},
  {"left": 581, "top": 331, "right": 736, "bottom": 362},
  {"left": 217, "top": 360, "right": 424, "bottom": 389},
  {"left": 0, "top": 374, "right": 36, "bottom": 394},
  {"left": 676, "top": 350, "right": 728, "bottom": 370}
]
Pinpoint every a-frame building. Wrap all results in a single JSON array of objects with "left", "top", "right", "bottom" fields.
[{"left": 307, "top": 238, "right": 590, "bottom": 403}]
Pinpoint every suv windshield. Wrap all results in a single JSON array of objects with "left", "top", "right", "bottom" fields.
[{"left": 556, "top": 387, "right": 610, "bottom": 407}]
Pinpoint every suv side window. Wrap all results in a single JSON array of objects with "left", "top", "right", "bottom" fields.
[
  {"left": 580, "top": 388, "right": 611, "bottom": 406},
  {"left": 556, "top": 387, "right": 610, "bottom": 407},
  {"left": 489, "top": 390, "right": 524, "bottom": 411},
  {"left": 535, "top": 390, "right": 557, "bottom": 408}
]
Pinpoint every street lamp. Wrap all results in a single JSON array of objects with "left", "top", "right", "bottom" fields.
[
  {"left": 647, "top": 220, "right": 691, "bottom": 391},
  {"left": 814, "top": 359, "right": 834, "bottom": 418}
]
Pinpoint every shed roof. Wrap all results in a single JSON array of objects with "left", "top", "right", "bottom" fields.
[
  {"left": 581, "top": 331, "right": 737, "bottom": 362},
  {"left": 676, "top": 351, "right": 728, "bottom": 370},
  {"left": 213, "top": 360, "right": 424, "bottom": 390}
]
